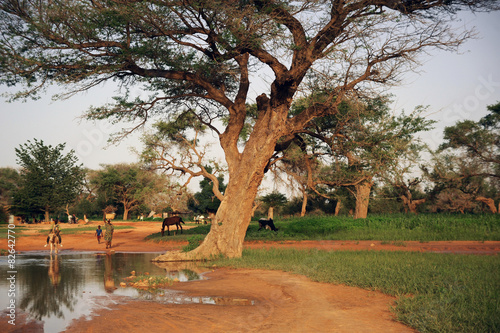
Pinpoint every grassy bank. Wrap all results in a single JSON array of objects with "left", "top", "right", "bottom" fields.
[
  {"left": 214, "top": 248, "right": 500, "bottom": 333},
  {"left": 146, "top": 213, "right": 500, "bottom": 242}
]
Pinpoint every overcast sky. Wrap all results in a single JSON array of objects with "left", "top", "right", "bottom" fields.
[{"left": 1, "top": 10, "right": 499, "bottom": 182}]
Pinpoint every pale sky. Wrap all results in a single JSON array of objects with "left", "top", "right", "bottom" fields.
[{"left": 1, "top": 10, "right": 499, "bottom": 181}]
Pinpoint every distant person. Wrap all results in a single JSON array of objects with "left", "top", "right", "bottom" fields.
[
  {"left": 104, "top": 219, "right": 114, "bottom": 249},
  {"left": 71, "top": 214, "right": 77, "bottom": 224},
  {"left": 95, "top": 225, "right": 103, "bottom": 244},
  {"left": 45, "top": 218, "right": 62, "bottom": 247}
]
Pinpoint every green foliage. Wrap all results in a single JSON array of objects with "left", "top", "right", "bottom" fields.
[
  {"left": 244, "top": 214, "right": 500, "bottom": 241},
  {"left": 182, "top": 234, "right": 205, "bottom": 252},
  {"left": 11, "top": 139, "right": 84, "bottom": 218},
  {"left": 0, "top": 167, "right": 20, "bottom": 207},
  {"left": 214, "top": 249, "right": 500, "bottom": 333},
  {"left": 428, "top": 102, "right": 500, "bottom": 205},
  {"left": 188, "top": 166, "right": 226, "bottom": 214},
  {"left": 145, "top": 214, "right": 500, "bottom": 243},
  {"left": 90, "top": 164, "right": 172, "bottom": 219}
]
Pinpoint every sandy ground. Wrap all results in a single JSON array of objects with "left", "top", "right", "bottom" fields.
[{"left": 4, "top": 221, "right": 499, "bottom": 332}]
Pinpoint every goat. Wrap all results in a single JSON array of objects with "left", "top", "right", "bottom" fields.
[{"left": 258, "top": 218, "right": 278, "bottom": 232}]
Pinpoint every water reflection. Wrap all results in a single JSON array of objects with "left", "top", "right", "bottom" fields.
[
  {"left": 0, "top": 252, "right": 207, "bottom": 332},
  {"left": 17, "top": 254, "right": 79, "bottom": 322},
  {"left": 104, "top": 253, "right": 116, "bottom": 292},
  {"left": 153, "top": 261, "right": 206, "bottom": 282}
]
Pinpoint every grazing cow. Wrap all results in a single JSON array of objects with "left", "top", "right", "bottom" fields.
[
  {"left": 161, "top": 216, "right": 185, "bottom": 236},
  {"left": 258, "top": 218, "right": 278, "bottom": 232}
]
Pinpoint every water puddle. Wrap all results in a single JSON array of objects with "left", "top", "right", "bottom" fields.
[{"left": 0, "top": 251, "right": 253, "bottom": 332}]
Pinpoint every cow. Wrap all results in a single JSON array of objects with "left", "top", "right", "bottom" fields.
[{"left": 258, "top": 218, "right": 278, "bottom": 232}]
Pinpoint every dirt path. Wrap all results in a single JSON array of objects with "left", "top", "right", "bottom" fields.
[{"left": 5, "top": 221, "right": 499, "bottom": 333}]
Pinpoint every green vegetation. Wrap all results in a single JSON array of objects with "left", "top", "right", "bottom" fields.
[
  {"left": 214, "top": 249, "right": 500, "bottom": 333},
  {"left": 182, "top": 235, "right": 206, "bottom": 252},
  {"left": 146, "top": 214, "right": 500, "bottom": 242},
  {"left": 252, "top": 214, "right": 500, "bottom": 242},
  {"left": 124, "top": 274, "right": 173, "bottom": 289},
  {"left": 0, "top": 225, "right": 25, "bottom": 236}
]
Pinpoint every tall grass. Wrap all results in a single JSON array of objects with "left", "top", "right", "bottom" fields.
[
  {"left": 145, "top": 214, "right": 500, "bottom": 243},
  {"left": 214, "top": 249, "right": 500, "bottom": 332},
  {"left": 245, "top": 213, "right": 500, "bottom": 241}
]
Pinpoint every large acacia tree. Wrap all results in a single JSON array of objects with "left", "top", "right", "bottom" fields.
[{"left": 1, "top": 0, "right": 497, "bottom": 260}]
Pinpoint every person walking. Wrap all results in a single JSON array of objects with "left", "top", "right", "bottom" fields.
[{"left": 104, "top": 219, "right": 114, "bottom": 249}]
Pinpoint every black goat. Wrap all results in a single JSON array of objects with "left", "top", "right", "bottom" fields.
[{"left": 258, "top": 218, "right": 278, "bottom": 232}]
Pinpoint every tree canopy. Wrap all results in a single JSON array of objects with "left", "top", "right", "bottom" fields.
[{"left": 11, "top": 139, "right": 84, "bottom": 221}]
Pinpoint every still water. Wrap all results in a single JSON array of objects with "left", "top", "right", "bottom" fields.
[{"left": 0, "top": 251, "right": 207, "bottom": 332}]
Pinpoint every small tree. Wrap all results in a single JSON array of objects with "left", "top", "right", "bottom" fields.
[
  {"left": 261, "top": 192, "right": 288, "bottom": 219},
  {"left": 12, "top": 139, "right": 84, "bottom": 222},
  {"left": 0, "top": 167, "right": 21, "bottom": 222}
]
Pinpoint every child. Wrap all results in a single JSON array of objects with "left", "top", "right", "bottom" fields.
[{"left": 95, "top": 225, "right": 103, "bottom": 244}]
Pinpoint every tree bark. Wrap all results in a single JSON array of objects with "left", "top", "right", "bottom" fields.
[
  {"left": 154, "top": 163, "right": 268, "bottom": 261},
  {"left": 154, "top": 101, "right": 285, "bottom": 261},
  {"left": 268, "top": 206, "right": 274, "bottom": 219},
  {"left": 354, "top": 181, "right": 372, "bottom": 219},
  {"left": 334, "top": 200, "right": 341, "bottom": 216},
  {"left": 123, "top": 206, "right": 129, "bottom": 220},
  {"left": 300, "top": 191, "right": 308, "bottom": 217}
]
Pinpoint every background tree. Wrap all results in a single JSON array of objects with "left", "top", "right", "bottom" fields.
[
  {"left": 1, "top": 1, "right": 497, "bottom": 259},
  {"left": 11, "top": 139, "right": 84, "bottom": 222},
  {"left": 188, "top": 166, "right": 227, "bottom": 217},
  {"left": 0, "top": 167, "right": 21, "bottom": 222},
  {"left": 423, "top": 103, "right": 500, "bottom": 213},
  {"left": 91, "top": 163, "right": 169, "bottom": 220},
  {"left": 269, "top": 96, "right": 433, "bottom": 218},
  {"left": 260, "top": 191, "right": 288, "bottom": 219}
]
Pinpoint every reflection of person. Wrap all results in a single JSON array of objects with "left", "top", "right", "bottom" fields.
[
  {"left": 104, "top": 219, "right": 114, "bottom": 249},
  {"left": 45, "top": 218, "right": 62, "bottom": 247},
  {"left": 48, "top": 255, "right": 61, "bottom": 287},
  {"left": 104, "top": 253, "right": 116, "bottom": 293},
  {"left": 95, "top": 225, "right": 103, "bottom": 244}
]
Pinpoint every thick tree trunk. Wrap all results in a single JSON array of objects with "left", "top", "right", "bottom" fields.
[
  {"left": 154, "top": 165, "right": 266, "bottom": 261},
  {"left": 44, "top": 209, "right": 50, "bottom": 223},
  {"left": 354, "top": 181, "right": 372, "bottom": 219},
  {"left": 155, "top": 100, "right": 285, "bottom": 261}
]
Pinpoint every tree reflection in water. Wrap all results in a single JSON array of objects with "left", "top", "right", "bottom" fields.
[{"left": 18, "top": 254, "right": 80, "bottom": 321}]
